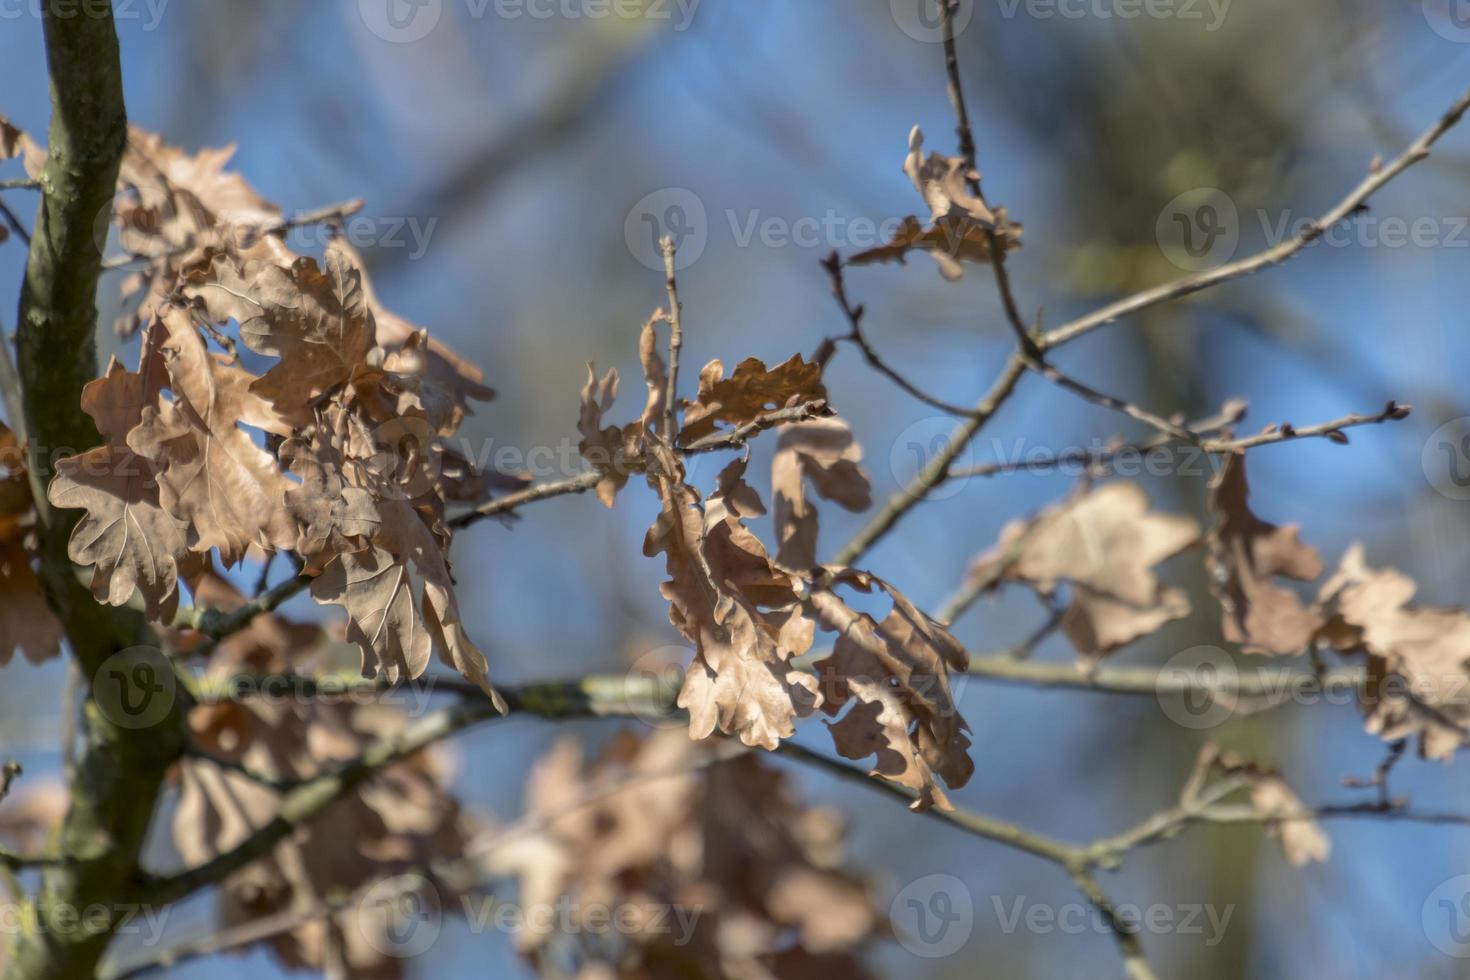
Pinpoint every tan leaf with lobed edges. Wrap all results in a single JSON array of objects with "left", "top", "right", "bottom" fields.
[
  {"left": 1316, "top": 545, "right": 1470, "bottom": 760},
  {"left": 966, "top": 482, "right": 1198, "bottom": 662}
]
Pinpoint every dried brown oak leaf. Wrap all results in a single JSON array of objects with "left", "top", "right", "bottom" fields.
[
  {"left": 310, "top": 505, "right": 503, "bottom": 709},
  {"left": 809, "top": 575, "right": 972, "bottom": 811},
  {"left": 489, "top": 730, "right": 879, "bottom": 977},
  {"left": 127, "top": 307, "right": 297, "bottom": 567},
  {"left": 645, "top": 458, "right": 820, "bottom": 750},
  {"left": 188, "top": 236, "right": 376, "bottom": 425},
  {"left": 677, "top": 354, "right": 826, "bottom": 446},
  {"left": 48, "top": 356, "right": 188, "bottom": 622},
  {"left": 110, "top": 128, "right": 283, "bottom": 338},
  {"left": 771, "top": 417, "right": 872, "bottom": 570},
  {"left": 849, "top": 126, "right": 1022, "bottom": 281},
  {"left": 1207, "top": 452, "right": 1325, "bottom": 655},
  {"left": 341, "top": 237, "right": 495, "bottom": 436},
  {"left": 1316, "top": 544, "right": 1470, "bottom": 760},
  {"left": 577, "top": 365, "right": 637, "bottom": 508},
  {"left": 0, "top": 423, "right": 62, "bottom": 665},
  {"left": 968, "top": 482, "right": 1198, "bottom": 663}
]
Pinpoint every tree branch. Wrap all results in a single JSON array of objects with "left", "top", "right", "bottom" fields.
[{"left": 7, "top": 4, "right": 190, "bottom": 977}]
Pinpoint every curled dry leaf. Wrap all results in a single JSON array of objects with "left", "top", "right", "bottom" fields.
[
  {"left": 47, "top": 356, "right": 188, "bottom": 622},
  {"left": 646, "top": 459, "right": 820, "bottom": 750},
  {"left": 808, "top": 577, "right": 973, "bottom": 811},
  {"left": 677, "top": 354, "right": 826, "bottom": 446},
  {"left": 488, "top": 730, "right": 879, "bottom": 978},
  {"left": 848, "top": 126, "right": 1023, "bottom": 280},
  {"left": 1207, "top": 453, "right": 1325, "bottom": 655},
  {"left": 966, "top": 482, "right": 1198, "bottom": 662},
  {"left": 109, "top": 127, "right": 283, "bottom": 337},
  {"left": 1316, "top": 544, "right": 1470, "bottom": 760},
  {"left": 771, "top": 417, "right": 872, "bottom": 570},
  {"left": 128, "top": 307, "right": 297, "bottom": 566},
  {"left": 188, "top": 237, "right": 377, "bottom": 425},
  {"left": 577, "top": 364, "right": 637, "bottom": 508},
  {"left": 45, "top": 130, "right": 504, "bottom": 705}
]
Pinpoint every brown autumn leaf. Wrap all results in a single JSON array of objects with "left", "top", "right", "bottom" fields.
[
  {"left": 47, "top": 356, "right": 189, "bottom": 622},
  {"left": 771, "top": 417, "right": 872, "bottom": 569},
  {"left": 677, "top": 354, "right": 826, "bottom": 446},
  {"left": 311, "top": 527, "right": 503, "bottom": 710},
  {"left": 0, "top": 423, "right": 61, "bottom": 666},
  {"left": 1316, "top": 544, "right": 1470, "bottom": 760},
  {"left": 116, "top": 127, "right": 281, "bottom": 254},
  {"left": 489, "top": 730, "right": 879, "bottom": 978},
  {"left": 0, "top": 114, "right": 47, "bottom": 178},
  {"left": 341, "top": 237, "right": 495, "bottom": 436},
  {"left": 646, "top": 460, "right": 820, "bottom": 750},
  {"left": 127, "top": 308, "right": 297, "bottom": 567},
  {"left": 0, "top": 532, "right": 62, "bottom": 667},
  {"left": 109, "top": 128, "right": 284, "bottom": 338},
  {"left": 189, "top": 237, "right": 376, "bottom": 423},
  {"left": 809, "top": 577, "right": 972, "bottom": 811},
  {"left": 1207, "top": 452, "right": 1325, "bottom": 655},
  {"left": 967, "top": 482, "right": 1198, "bottom": 663},
  {"left": 576, "top": 364, "right": 636, "bottom": 508},
  {"left": 849, "top": 126, "right": 1022, "bottom": 280}
]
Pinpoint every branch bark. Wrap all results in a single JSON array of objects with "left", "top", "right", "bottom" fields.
[{"left": 5, "top": 4, "right": 189, "bottom": 977}]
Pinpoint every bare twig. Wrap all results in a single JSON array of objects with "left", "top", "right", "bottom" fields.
[
  {"left": 938, "top": 0, "right": 1035, "bottom": 354},
  {"left": 831, "top": 352, "right": 1028, "bottom": 568},
  {"left": 1204, "top": 401, "right": 1411, "bottom": 452},
  {"left": 660, "top": 236, "right": 683, "bottom": 442},
  {"left": 0, "top": 197, "right": 30, "bottom": 246},
  {"left": 822, "top": 251, "right": 982, "bottom": 418},
  {"left": 1024, "top": 353, "right": 1201, "bottom": 445},
  {"left": 0, "top": 178, "right": 41, "bottom": 191}
]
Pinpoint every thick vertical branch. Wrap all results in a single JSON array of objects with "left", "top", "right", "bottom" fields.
[{"left": 5, "top": 3, "right": 188, "bottom": 977}]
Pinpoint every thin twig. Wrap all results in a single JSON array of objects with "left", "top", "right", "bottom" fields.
[
  {"left": 1024, "top": 353, "right": 1200, "bottom": 445},
  {"left": 660, "top": 236, "right": 683, "bottom": 443},
  {"left": 938, "top": 0, "right": 1035, "bottom": 354},
  {"left": 0, "top": 198, "right": 30, "bottom": 246},
  {"left": 822, "top": 251, "right": 981, "bottom": 418},
  {"left": 0, "top": 178, "right": 40, "bottom": 191},
  {"left": 830, "top": 352, "right": 1028, "bottom": 568}
]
